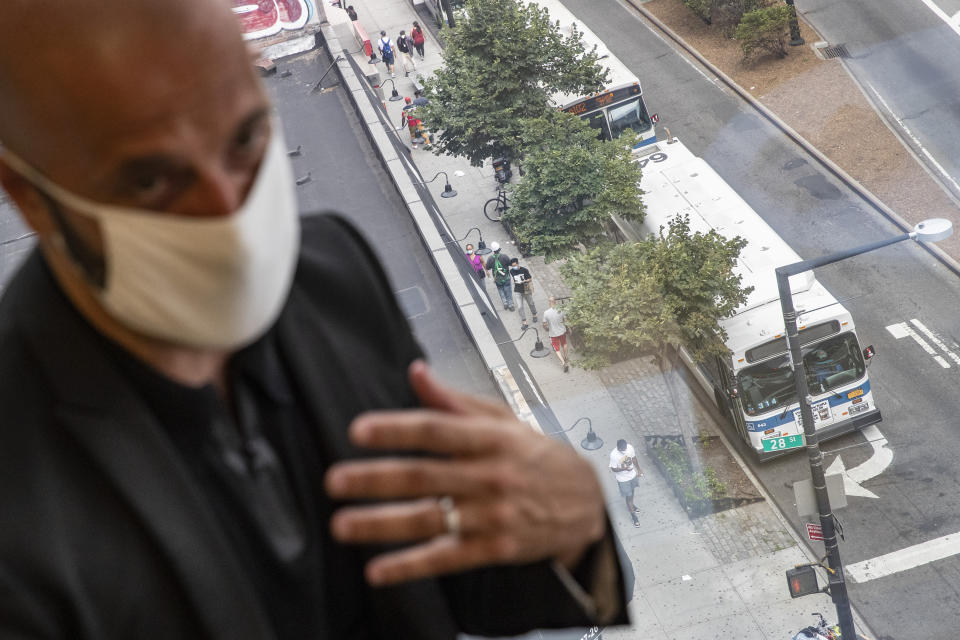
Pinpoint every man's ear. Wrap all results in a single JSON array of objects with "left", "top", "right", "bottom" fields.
[{"left": 0, "top": 160, "right": 56, "bottom": 236}]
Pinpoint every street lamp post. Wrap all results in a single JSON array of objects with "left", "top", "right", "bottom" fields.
[
  {"left": 420, "top": 171, "right": 457, "bottom": 198},
  {"left": 776, "top": 218, "right": 952, "bottom": 640},
  {"left": 784, "top": 0, "right": 804, "bottom": 46}
]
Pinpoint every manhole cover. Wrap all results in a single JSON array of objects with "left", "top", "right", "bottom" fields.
[{"left": 821, "top": 43, "right": 850, "bottom": 59}]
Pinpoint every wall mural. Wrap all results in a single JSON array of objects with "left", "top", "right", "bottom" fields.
[{"left": 231, "top": 0, "right": 314, "bottom": 40}]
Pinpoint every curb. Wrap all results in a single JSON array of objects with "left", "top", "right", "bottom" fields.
[{"left": 623, "top": 0, "right": 960, "bottom": 279}]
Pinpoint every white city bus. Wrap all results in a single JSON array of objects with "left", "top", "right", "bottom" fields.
[
  {"left": 533, "top": 0, "right": 658, "bottom": 148},
  {"left": 612, "top": 139, "right": 882, "bottom": 460}
]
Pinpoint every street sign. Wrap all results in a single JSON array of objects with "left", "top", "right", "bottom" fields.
[
  {"left": 762, "top": 434, "right": 804, "bottom": 452},
  {"left": 806, "top": 523, "right": 824, "bottom": 541},
  {"left": 794, "top": 473, "right": 847, "bottom": 517}
]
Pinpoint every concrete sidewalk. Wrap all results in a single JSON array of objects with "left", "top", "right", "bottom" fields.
[{"left": 313, "top": 1, "right": 863, "bottom": 637}]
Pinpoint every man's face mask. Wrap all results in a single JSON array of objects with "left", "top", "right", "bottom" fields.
[{"left": 1, "top": 128, "right": 301, "bottom": 350}]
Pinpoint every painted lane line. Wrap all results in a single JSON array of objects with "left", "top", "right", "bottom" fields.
[
  {"left": 910, "top": 318, "right": 960, "bottom": 365},
  {"left": 918, "top": 0, "right": 960, "bottom": 38},
  {"left": 886, "top": 321, "right": 950, "bottom": 368},
  {"left": 866, "top": 82, "right": 960, "bottom": 196},
  {"left": 847, "top": 531, "right": 960, "bottom": 583}
]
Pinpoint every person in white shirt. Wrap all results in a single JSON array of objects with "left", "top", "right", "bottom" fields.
[
  {"left": 609, "top": 439, "right": 643, "bottom": 527},
  {"left": 541, "top": 296, "right": 569, "bottom": 372}
]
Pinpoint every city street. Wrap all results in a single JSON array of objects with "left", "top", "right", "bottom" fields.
[
  {"left": 561, "top": 0, "right": 960, "bottom": 636},
  {"left": 2, "top": 0, "right": 960, "bottom": 636},
  {"left": 797, "top": 0, "right": 960, "bottom": 203}
]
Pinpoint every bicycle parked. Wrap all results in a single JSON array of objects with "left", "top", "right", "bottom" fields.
[
  {"left": 792, "top": 613, "right": 869, "bottom": 640},
  {"left": 484, "top": 186, "right": 508, "bottom": 222}
]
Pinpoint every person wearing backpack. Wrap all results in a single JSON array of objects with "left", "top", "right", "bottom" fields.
[
  {"left": 396, "top": 30, "right": 416, "bottom": 77},
  {"left": 485, "top": 242, "right": 515, "bottom": 311},
  {"left": 411, "top": 21, "right": 426, "bottom": 59},
  {"left": 377, "top": 30, "right": 396, "bottom": 78}
]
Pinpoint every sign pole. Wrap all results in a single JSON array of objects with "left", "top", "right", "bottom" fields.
[{"left": 777, "top": 268, "right": 856, "bottom": 640}]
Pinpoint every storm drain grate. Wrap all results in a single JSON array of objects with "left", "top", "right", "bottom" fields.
[{"left": 821, "top": 43, "right": 850, "bottom": 59}]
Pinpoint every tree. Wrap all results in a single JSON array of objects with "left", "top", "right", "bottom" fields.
[
  {"left": 560, "top": 215, "right": 752, "bottom": 368},
  {"left": 734, "top": 4, "right": 794, "bottom": 59},
  {"left": 418, "top": 0, "right": 608, "bottom": 166},
  {"left": 501, "top": 111, "right": 645, "bottom": 260}
]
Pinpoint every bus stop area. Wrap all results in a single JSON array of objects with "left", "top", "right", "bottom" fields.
[{"left": 311, "top": 0, "right": 870, "bottom": 636}]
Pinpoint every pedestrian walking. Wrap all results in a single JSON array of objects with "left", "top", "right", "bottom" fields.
[
  {"left": 609, "top": 440, "right": 643, "bottom": 527},
  {"left": 396, "top": 30, "right": 416, "bottom": 77},
  {"left": 485, "top": 242, "right": 514, "bottom": 311},
  {"left": 377, "top": 30, "right": 396, "bottom": 77},
  {"left": 509, "top": 258, "right": 537, "bottom": 330},
  {"left": 541, "top": 296, "right": 569, "bottom": 372},
  {"left": 466, "top": 244, "right": 486, "bottom": 282},
  {"left": 411, "top": 21, "right": 426, "bottom": 59},
  {"left": 411, "top": 89, "right": 429, "bottom": 107},
  {"left": 346, "top": 5, "right": 357, "bottom": 20}
]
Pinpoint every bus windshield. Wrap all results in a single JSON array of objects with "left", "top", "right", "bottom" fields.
[
  {"left": 737, "top": 332, "right": 866, "bottom": 416},
  {"left": 607, "top": 96, "right": 652, "bottom": 138}
]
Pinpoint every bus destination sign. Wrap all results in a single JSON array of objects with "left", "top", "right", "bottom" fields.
[{"left": 564, "top": 84, "right": 640, "bottom": 116}]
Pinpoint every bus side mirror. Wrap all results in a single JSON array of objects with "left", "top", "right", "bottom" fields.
[
  {"left": 727, "top": 387, "right": 739, "bottom": 400},
  {"left": 863, "top": 345, "right": 875, "bottom": 362},
  {"left": 651, "top": 113, "right": 660, "bottom": 124}
]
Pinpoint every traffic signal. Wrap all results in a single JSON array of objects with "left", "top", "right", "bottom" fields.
[{"left": 786, "top": 565, "right": 819, "bottom": 598}]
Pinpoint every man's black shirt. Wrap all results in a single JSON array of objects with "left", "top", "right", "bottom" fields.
[{"left": 100, "top": 329, "right": 330, "bottom": 639}]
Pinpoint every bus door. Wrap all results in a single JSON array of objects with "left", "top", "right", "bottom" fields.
[{"left": 715, "top": 357, "right": 749, "bottom": 442}]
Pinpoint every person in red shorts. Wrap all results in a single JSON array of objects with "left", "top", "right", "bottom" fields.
[{"left": 542, "top": 296, "right": 570, "bottom": 372}]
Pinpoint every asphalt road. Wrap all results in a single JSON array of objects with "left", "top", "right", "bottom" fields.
[
  {"left": 558, "top": 0, "right": 960, "bottom": 637},
  {"left": 797, "top": 0, "right": 960, "bottom": 204}
]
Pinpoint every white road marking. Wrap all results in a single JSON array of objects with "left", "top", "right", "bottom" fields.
[
  {"left": 918, "top": 0, "right": 960, "bottom": 37},
  {"left": 886, "top": 321, "right": 951, "bottom": 368},
  {"left": 911, "top": 318, "right": 960, "bottom": 365},
  {"left": 866, "top": 83, "right": 960, "bottom": 197},
  {"left": 824, "top": 425, "right": 892, "bottom": 499},
  {"left": 847, "top": 531, "right": 960, "bottom": 583}
]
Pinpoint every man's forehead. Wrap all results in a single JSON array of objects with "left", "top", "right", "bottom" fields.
[{"left": 0, "top": 0, "right": 256, "bottom": 171}]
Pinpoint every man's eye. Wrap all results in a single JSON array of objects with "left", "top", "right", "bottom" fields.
[
  {"left": 130, "top": 174, "right": 172, "bottom": 201},
  {"left": 231, "top": 124, "right": 268, "bottom": 161}
]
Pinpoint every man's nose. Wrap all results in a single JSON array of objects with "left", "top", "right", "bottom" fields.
[{"left": 181, "top": 166, "right": 254, "bottom": 217}]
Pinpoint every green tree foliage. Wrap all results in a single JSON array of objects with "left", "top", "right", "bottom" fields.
[
  {"left": 501, "top": 111, "right": 645, "bottom": 260},
  {"left": 734, "top": 5, "right": 794, "bottom": 59},
  {"left": 418, "top": 0, "right": 608, "bottom": 166},
  {"left": 560, "top": 215, "right": 752, "bottom": 368},
  {"left": 711, "top": 0, "right": 768, "bottom": 35},
  {"left": 681, "top": 0, "right": 713, "bottom": 23}
]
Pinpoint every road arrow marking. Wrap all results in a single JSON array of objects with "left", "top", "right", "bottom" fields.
[
  {"left": 886, "top": 321, "right": 950, "bottom": 368},
  {"left": 824, "top": 425, "right": 891, "bottom": 499},
  {"left": 847, "top": 531, "right": 960, "bottom": 583}
]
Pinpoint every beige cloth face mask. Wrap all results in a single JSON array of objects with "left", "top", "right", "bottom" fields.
[{"left": 2, "top": 129, "right": 301, "bottom": 350}]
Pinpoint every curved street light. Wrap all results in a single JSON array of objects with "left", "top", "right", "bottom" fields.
[
  {"left": 776, "top": 217, "right": 952, "bottom": 640},
  {"left": 447, "top": 227, "right": 491, "bottom": 255},
  {"left": 420, "top": 170, "right": 457, "bottom": 198},
  {"left": 546, "top": 416, "right": 604, "bottom": 451},
  {"left": 378, "top": 78, "right": 403, "bottom": 102},
  {"left": 495, "top": 326, "right": 552, "bottom": 359}
]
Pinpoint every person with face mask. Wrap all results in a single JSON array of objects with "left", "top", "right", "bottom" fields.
[{"left": 0, "top": 1, "right": 628, "bottom": 638}]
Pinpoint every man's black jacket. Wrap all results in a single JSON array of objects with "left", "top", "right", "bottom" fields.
[{"left": 0, "top": 214, "right": 626, "bottom": 639}]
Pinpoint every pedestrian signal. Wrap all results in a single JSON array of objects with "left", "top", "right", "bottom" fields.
[{"left": 786, "top": 565, "right": 819, "bottom": 598}]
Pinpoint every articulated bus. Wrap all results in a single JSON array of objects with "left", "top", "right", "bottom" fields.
[
  {"left": 533, "top": 0, "right": 658, "bottom": 148},
  {"left": 612, "top": 139, "right": 882, "bottom": 460}
]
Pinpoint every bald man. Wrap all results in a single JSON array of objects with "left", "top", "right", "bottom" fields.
[{"left": 0, "top": 1, "right": 627, "bottom": 639}]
